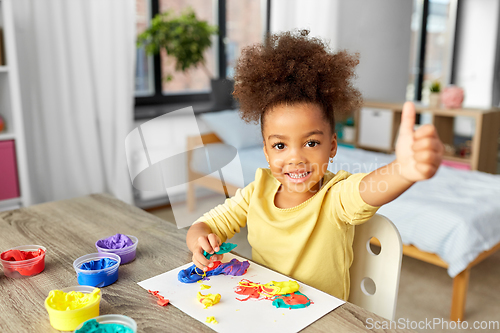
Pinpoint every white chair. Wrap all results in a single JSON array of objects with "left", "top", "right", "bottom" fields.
[{"left": 349, "top": 214, "right": 403, "bottom": 321}]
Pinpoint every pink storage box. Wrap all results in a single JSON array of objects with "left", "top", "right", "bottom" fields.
[
  {"left": 0, "top": 140, "right": 20, "bottom": 200},
  {"left": 441, "top": 159, "right": 471, "bottom": 171}
]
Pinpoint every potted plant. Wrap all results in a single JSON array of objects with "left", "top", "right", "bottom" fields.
[
  {"left": 137, "top": 8, "right": 234, "bottom": 108},
  {"left": 429, "top": 80, "right": 441, "bottom": 108}
]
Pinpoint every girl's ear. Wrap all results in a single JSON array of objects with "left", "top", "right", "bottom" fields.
[
  {"left": 331, "top": 133, "right": 338, "bottom": 158},
  {"left": 262, "top": 143, "right": 269, "bottom": 161}
]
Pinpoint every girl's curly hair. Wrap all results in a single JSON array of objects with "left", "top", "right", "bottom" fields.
[{"left": 233, "top": 30, "right": 362, "bottom": 134}]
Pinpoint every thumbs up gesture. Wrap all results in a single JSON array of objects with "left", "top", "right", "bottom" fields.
[{"left": 395, "top": 102, "right": 444, "bottom": 182}]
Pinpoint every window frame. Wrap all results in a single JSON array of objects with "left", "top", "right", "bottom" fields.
[
  {"left": 413, "top": 0, "right": 460, "bottom": 101},
  {"left": 135, "top": 0, "right": 271, "bottom": 109}
]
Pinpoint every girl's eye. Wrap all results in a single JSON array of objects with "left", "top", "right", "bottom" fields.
[
  {"left": 272, "top": 142, "right": 285, "bottom": 150},
  {"left": 307, "top": 140, "right": 320, "bottom": 147}
]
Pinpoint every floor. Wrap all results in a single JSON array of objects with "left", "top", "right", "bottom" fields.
[{"left": 149, "top": 194, "right": 500, "bottom": 333}]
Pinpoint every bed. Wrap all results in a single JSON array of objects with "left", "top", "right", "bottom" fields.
[{"left": 187, "top": 110, "right": 500, "bottom": 322}]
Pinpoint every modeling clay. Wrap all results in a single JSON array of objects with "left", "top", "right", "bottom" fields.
[
  {"left": 80, "top": 258, "right": 118, "bottom": 270},
  {"left": 75, "top": 319, "right": 134, "bottom": 333},
  {"left": 46, "top": 288, "right": 101, "bottom": 311},
  {"left": 178, "top": 258, "right": 250, "bottom": 283},
  {"left": 197, "top": 292, "right": 221, "bottom": 309},
  {"left": 200, "top": 284, "right": 211, "bottom": 290},
  {"left": 205, "top": 316, "right": 218, "bottom": 324},
  {"left": 234, "top": 280, "right": 263, "bottom": 301},
  {"left": 0, "top": 248, "right": 44, "bottom": 261},
  {"left": 221, "top": 259, "right": 250, "bottom": 276},
  {"left": 234, "top": 279, "right": 299, "bottom": 301},
  {"left": 203, "top": 242, "right": 237, "bottom": 259},
  {"left": 206, "top": 260, "right": 223, "bottom": 271},
  {"left": 148, "top": 290, "right": 169, "bottom": 306},
  {"left": 261, "top": 280, "right": 300, "bottom": 297},
  {"left": 0, "top": 248, "right": 46, "bottom": 276},
  {"left": 272, "top": 292, "right": 311, "bottom": 309},
  {"left": 96, "top": 234, "right": 134, "bottom": 249}
]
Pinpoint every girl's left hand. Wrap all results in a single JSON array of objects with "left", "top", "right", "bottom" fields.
[{"left": 395, "top": 102, "right": 444, "bottom": 182}]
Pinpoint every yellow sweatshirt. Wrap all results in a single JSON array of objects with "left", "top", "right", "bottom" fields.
[{"left": 194, "top": 168, "right": 379, "bottom": 300}]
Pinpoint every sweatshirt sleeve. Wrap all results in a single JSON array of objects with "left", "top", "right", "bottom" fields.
[
  {"left": 330, "top": 172, "right": 380, "bottom": 225},
  {"left": 193, "top": 180, "right": 255, "bottom": 242}
]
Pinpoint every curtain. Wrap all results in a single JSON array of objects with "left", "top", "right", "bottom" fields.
[
  {"left": 12, "top": 0, "right": 135, "bottom": 205},
  {"left": 270, "top": 0, "right": 340, "bottom": 49}
]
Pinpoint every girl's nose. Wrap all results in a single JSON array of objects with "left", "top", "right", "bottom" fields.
[{"left": 287, "top": 147, "right": 306, "bottom": 165}]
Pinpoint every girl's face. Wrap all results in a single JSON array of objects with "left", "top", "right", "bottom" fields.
[{"left": 262, "top": 102, "right": 337, "bottom": 196}]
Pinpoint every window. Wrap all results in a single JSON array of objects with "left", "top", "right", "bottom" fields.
[
  {"left": 135, "top": 0, "right": 154, "bottom": 96},
  {"left": 407, "top": 0, "right": 459, "bottom": 102},
  {"left": 135, "top": 0, "right": 270, "bottom": 109}
]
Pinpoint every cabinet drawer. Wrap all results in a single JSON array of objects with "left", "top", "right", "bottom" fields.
[
  {"left": 358, "top": 108, "right": 394, "bottom": 151},
  {"left": 0, "top": 140, "right": 20, "bottom": 200}
]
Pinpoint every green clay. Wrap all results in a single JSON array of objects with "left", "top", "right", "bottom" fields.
[
  {"left": 272, "top": 291, "right": 311, "bottom": 309},
  {"left": 203, "top": 242, "right": 237, "bottom": 259},
  {"left": 75, "top": 319, "right": 134, "bottom": 333}
]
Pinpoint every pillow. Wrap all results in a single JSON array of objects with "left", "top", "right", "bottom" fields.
[{"left": 199, "top": 109, "right": 263, "bottom": 150}]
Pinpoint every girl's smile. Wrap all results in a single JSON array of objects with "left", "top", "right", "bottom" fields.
[{"left": 262, "top": 102, "right": 337, "bottom": 204}]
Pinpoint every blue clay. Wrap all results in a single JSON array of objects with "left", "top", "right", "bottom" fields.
[
  {"left": 77, "top": 258, "right": 119, "bottom": 287},
  {"left": 80, "top": 258, "right": 118, "bottom": 270}
]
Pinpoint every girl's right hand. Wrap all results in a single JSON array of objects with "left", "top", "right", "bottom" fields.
[{"left": 192, "top": 233, "right": 223, "bottom": 271}]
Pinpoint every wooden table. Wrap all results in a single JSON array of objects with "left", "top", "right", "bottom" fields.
[{"left": 0, "top": 194, "right": 412, "bottom": 332}]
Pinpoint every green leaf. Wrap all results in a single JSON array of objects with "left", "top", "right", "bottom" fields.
[{"left": 135, "top": 7, "right": 218, "bottom": 80}]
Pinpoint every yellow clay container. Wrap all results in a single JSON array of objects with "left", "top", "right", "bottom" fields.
[{"left": 45, "top": 286, "right": 101, "bottom": 331}]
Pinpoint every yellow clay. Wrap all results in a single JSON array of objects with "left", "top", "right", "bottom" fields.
[
  {"left": 197, "top": 292, "right": 221, "bottom": 309},
  {"left": 206, "top": 316, "right": 218, "bottom": 324},
  {"left": 44, "top": 288, "right": 101, "bottom": 331},
  {"left": 46, "top": 288, "right": 100, "bottom": 311},
  {"left": 263, "top": 280, "right": 299, "bottom": 295},
  {"left": 200, "top": 284, "right": 211, "bottom": 290}
]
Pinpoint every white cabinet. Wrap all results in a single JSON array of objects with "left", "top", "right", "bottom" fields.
[
  {"left": 357, "top": 107, "right": 395, "bottom": 151},
  {"left": 0, "top": 0, "right": 30, "bottom": 210}
]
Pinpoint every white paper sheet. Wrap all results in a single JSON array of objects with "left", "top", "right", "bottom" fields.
[{"left": 138, "top": 253, "right": 345, "bottom": 333}]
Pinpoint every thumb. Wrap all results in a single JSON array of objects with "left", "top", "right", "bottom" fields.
[{"left": 399, "top": 101, "right": 416, "bottom": 136}]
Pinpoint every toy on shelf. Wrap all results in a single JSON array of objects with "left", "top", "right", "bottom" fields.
[{"left": 441, "top": 86, "right": 464, "bottom": 109}]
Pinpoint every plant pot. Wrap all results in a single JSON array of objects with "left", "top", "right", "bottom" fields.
[
  {"left": 429, "top": 92, "right": 441, "bottom": 108},
  {"left": 210, "top": 79, "right": 235, "bottom": 109}
]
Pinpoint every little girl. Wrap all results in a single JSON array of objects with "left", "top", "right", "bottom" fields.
[{"left": 186, "top": 30, "right": 443, "bottom": 300}]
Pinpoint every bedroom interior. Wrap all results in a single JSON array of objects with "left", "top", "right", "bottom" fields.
[{"left": 133, "top": 0, "right": 500, "bottom": 331}]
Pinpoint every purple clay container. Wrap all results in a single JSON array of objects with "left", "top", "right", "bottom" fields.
[{"left": 95, "top": 235, "right": 138, "bottom": 265}]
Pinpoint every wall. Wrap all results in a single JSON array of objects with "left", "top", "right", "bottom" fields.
[
  {"left": 271, "top": 0, "right": 412, "bottom": 103},
  {"left": 337, "top": 0, "right": 412, "bottom": 103},
  {"left": 454, "top": 0, "right": 500, "bottom": 108}
]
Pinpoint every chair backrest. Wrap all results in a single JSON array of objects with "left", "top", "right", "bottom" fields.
[{"left": 349, "top": 214, "right": 402, "bottom": 321}]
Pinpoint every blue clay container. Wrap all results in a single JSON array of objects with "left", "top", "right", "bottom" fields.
[{"left": 73, "top": 253, "right": 120, "bottom": 287}]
